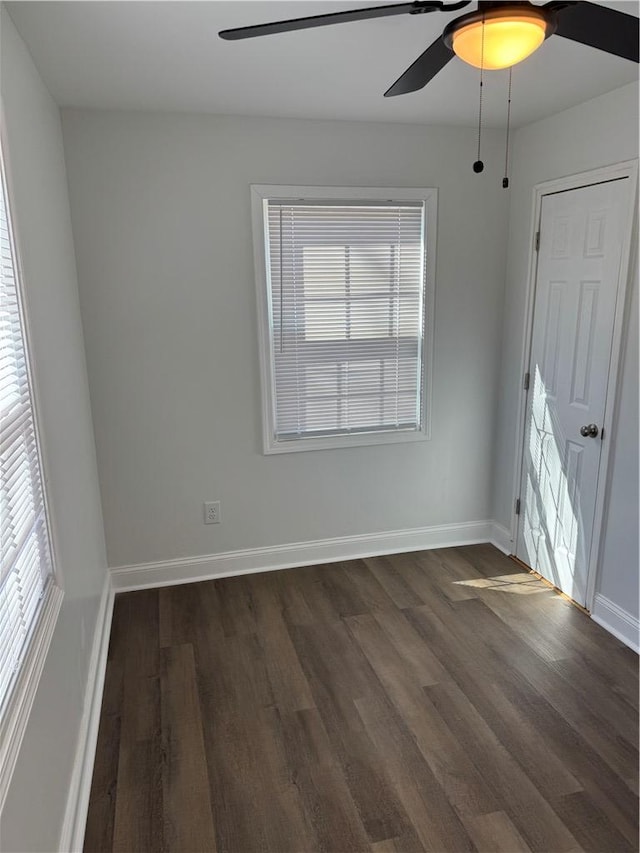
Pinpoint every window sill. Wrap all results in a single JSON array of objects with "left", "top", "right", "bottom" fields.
[
  {"left": 0, "top": 582, "right": 64, "bottom": 810},
  {"left": 263, "top": 426, "right": 430, "bottom": 454}
]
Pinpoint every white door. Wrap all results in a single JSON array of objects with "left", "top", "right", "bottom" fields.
[{"left": 516, "top": 178, "right": 630, "bottom": 607}]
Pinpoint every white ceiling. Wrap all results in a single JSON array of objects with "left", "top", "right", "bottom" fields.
[{"left": 6, "top": 0, "right": 639, "bottom": 127}]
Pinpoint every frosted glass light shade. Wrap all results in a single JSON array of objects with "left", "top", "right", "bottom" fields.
[{"left": 452, "top": 14, "right": 547, "bottom": 70}]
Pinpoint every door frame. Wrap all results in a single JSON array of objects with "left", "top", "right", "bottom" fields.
[{"left": 510, "top": 159, "right": 638, "bottom": 611}]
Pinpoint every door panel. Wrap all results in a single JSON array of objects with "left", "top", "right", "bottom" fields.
[{"left": 516, "top": 179, "right": 629, "bottom": 606}]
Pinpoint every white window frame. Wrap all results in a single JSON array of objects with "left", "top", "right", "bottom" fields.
[
  {"left": 0, "top": 122, "right": 63, "bottom": 810},
  {"left": 251, "top": 185, "right": 437, "bottom": 454}
]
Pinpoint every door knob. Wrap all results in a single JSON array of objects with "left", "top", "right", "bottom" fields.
[{"left": 580, "top": 423, "right": 599, "bottom": 438}]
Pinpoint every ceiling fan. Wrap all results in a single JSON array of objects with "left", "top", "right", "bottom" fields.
[{"left": 219, "top": 1, "right": 639, "bottom": 97}]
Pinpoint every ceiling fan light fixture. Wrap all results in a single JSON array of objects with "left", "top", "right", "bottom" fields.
[{"left": 449, "top": 7, "right": 550, "bottom": 70}]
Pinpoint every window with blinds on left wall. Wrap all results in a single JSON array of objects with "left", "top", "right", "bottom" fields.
[{"left": 0, "top": 139, "right": 55, "bottom": 721}]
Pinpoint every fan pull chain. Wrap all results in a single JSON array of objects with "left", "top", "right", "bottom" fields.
[
  {"left": 473, "top": 15, "right": 485, "bottom": 174},
  {"left": 502, "top": 67, "right": 513, "bottom": 188}
]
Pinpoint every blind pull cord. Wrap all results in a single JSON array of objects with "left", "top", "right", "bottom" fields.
[{"left": 279, "top": 206, "right": 284, "bottom": 353}]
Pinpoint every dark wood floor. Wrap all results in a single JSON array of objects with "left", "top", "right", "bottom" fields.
[{"left": 84, "top": 544, "right": 639, "bottom": 853}]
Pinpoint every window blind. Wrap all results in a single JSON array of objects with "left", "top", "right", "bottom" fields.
[
  {"left": 266, "top": 200, "right": 426, "bottom": 441},
  {"left": 0, "top": 149, "right": 53, "bottom": 715}
]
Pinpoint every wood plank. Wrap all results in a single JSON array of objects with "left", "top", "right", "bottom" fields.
[
  {"left": 273, "top": 568, "right": 316, "bottom": 626},
  {"left": 346, "top": 613, "right": 500, "bottom": 823},
  {"left": 429, "top": 547, "right": 486, "bottom": 582},
  {"left": 363, "top": 555, "right": 424, "bottom": 609},
  {"left": 289, "top": 562, "right": 369, "bottom": 624},
  {"left": 244, "top": 572, "right": 316, "bottom": 712},
  {"left": 482, "top": 651, "right": 639, "bottom": 845},
  {"left": 317, "top": 561, "right": 371, "bottom": 618},
  {"left": 341, "top": 559, "right": 400, "bottom": 614},
  {"left": 471, "top": 574, "right": 575, "bottom": 662},
  {"left": 454, "top": 597, "right": 639, "bottom": 781},
  {"left": 213, "top": 575, "right": 259, "bottom": 637},
  {"left": 83, "top": 596, "right": 125, "bottom": 851},
  {"left": 412, "top": 550, "right": 479, "bottom": 602},
  {"left": 112, "top": 737, "right": 164, "bottom": 853},
  {"left": 204, "top": 705, "right": 316, "bottom": 852},
  {"left": 111, "top": 590, "right": 162, "bottom": 853},
  {"left": 404, "top": 604, "right": 584, "bottom": 799},
  {"left": 82, "top": 711, "right": 120, "bottom": 853},
  {"left": 371, "top": 840, "right": 401, "bottom": 853},
  {"left": 371, "top": 836, "right": 424, "bottom": 853},
  {"left": 553, "top": 789, "right": 637, "bottom": 853},
  {"left": 354, "top": 694, "right": 475, "bottom": 852},
  {"left": 288, "top": 619, "right": 378, "bottom": 730},
  {"left": 550, "top": 653, "right": 639, "bottom": 748},
  {"left": 289, "top": 621, "right": 420, "bottom": 845},
  {"left": 276, "top": 709, "right": 375, "bottom": 852},
  {"left": 290, "top": 761, "right": 375, "bottom": 851},
  {"left": 468, "top": 811, "right": 533, "bottom": 853},
  {"left": 197, "top": 637, "right": 316, "bottom": 852},
  {"left": 160, "top": 643, "right": 217, "bottom": 852},
  {"left": 372, "top": 607, "right": 447, "bottom": 687},
  {"left": 456, "top": 543, "right": 525, "bottom": 578},
  {"left": 425, "top": 679, "right": 582, "bottom": 852},
  {"left": 406, "top": 595, "right": 636, "bottom": 835},
  {"left": 158, "top": 586, "right": 172, "bottom": 648}
]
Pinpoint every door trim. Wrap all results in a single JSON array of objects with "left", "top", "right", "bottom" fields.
[{"left": 510, "top": 159, "right": 638, "bottom": 611}]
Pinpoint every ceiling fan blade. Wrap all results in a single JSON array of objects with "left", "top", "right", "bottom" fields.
[
  {"left": 384, "top": 36, "right": 453, "bottom": 96},
  {"left": 551, "top": 0, "right": 639, "bottom": 63},
  {"left": 220, "top": 3, "right": 422, "bottom": 40}
]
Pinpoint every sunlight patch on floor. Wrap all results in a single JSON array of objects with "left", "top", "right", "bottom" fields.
[{"left": 453, "top": 575, "right": 549, "bottom": 595}]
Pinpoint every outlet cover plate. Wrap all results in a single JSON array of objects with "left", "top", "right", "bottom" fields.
[{"left": 204, "top": 501, "right": 221, "bottom": 524}]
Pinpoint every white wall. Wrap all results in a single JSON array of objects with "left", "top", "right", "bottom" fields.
[
  {"left": 61, "top": 109, "right": 509, "bottom": 569},
  {"left": 493, "top": 81, "right": 639, "bottom": 623},
  {"left": 598, "top": 245, "right": 638, "bottom": 616},
  {"left": 0, "top": 9, "right": 108, "bottom": 851}
]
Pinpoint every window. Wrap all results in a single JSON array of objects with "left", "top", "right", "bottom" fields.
[
  {"left": 252, "top": 186, "right": 436, "bottom": 453},
  {"left": 0, "top": 142, "right": 55, "bottom": 718}
]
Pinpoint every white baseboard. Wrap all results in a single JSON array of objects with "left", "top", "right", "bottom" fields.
[
  {"left": 110, "top": 520, "right": 497, "bottom": 591},
  {"left": 591, "top": 593, "right": 640, "bottom": 653},
  {"left": 489, "top": 522, "right": 513, "bottom": 555},
  {"left": 59, "top": 575, "right": 114, "bottom": 853}
]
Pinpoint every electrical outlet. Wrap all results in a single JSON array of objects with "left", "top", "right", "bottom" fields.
[{"left": 204, "top": 501, "right": 221, "bottom": 524}]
